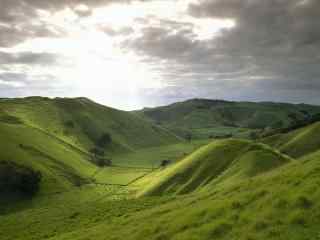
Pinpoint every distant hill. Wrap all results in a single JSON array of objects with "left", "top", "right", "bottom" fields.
[
  {"left": 139, "top": 139, "right": 292, "bottom": 196},
  {"left": 136, "top": 99, "right": 320, "bottom": 139}
]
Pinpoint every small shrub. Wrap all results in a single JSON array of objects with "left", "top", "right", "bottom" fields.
[
  {"left": 292, "top": 180, "right": 302, "bottom": 186},
  {"left": 64, "top": 120, "right": 75, "bottom": 128},
  {"left": 246, "top": 236, "right": 255, "bottom": 240},
  {"left": 274, "top": 199, "right": 288, "bottom": 209},
  {"left": 268, "top": 229, "right": 281, "bottom": 237},
  {"left": 0, "top": 161, "right": 42, "bottom": 196},
  {"left": 295, "top": 196, "right": 313, "bottom": 209},
  {"left": 69, "top": 212, "right": 80, "bottom": 219},
  {"left": 96, "top": 133, "right": 112, "bottom": 148},
  {"left": 160, "top": 160, "right": 171, "bottom": 167},
  {"left": 231, "top": 214, "right": 240, "bottom": 221},
  {"left": 0, "top": 115, "right": 23, "bottom": 124},
  {"left": 254, "top": 190, "right": 269, "bottom": 199},
  {"left": 290, "top": 213, "right": 307, "bottom": 226},
  {"left": 254, "top": 220, "right": 269, "bottom": 231},
  {"left": 154, "top": 232, "right": 170, "bottom": 240},
  {"left": 210, "top": 222, "right": 233, "bottom": 237},
  {"left": 231, "top": 201, "right": 242, "bottom": 209},
  {"left": 96, "top": 158, "right": 112, "bottom": 167},
  {"left": 249, "top": 131, "right": 259, "bottom": 140},
  {"left": 90, "top": 147, "right": 105, "bottom": 157},
  {"left": 185, "top": 133, "right": 192, "bottom": 142}
]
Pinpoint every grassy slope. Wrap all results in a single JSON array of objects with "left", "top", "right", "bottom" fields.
[
  {"left": 0, "top": 122, "right": 97, "bottom": 195},
  {"left": 0, "top": 97, "right": 184, "bottom": 198},
  {"left": 139, "top": 139, "right": 292, "bottom": 196},
  {"left": 262, "top": 121, "right": 320, "bottom": 158},
  {"left": 1, "top": 99, "right": 320, "bottom": 240},
  {"left": 63, "top": 149, "right": 320, "bottom": 240},
  {"left": 137, "top": 99, "right": 320, "bottom": 139},
  {"left": 0, "top": 97, "right": 180, "bottom": 156},
  {"left": 1, "top": 145, "right": 319, "bottom": 240},
  {"left": 0, "top": 123, "right": 194, "bottom": 197},
  {"left": 0, "top": 129, "right": 203, "bottom": 194},
  {"left": 0, "top": 120, "right": 146, "bottom": 198}
]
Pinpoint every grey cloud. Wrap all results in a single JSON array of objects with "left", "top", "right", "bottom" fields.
[
  {"left": 0, "top": 51, "right": 59, "bottom": 65},
  {"left": 0, "top": 72, "right": 54, "bottom": 85},
  {"left": 188, "top": 0, "right": 320, "bottom": 50},
  {"left": 0, "top": 18, "right": 66, "bottom": 47},
  {"left": 0, "top": 71, "right": 67, "bottom": 97},
  {"left": 0, "top": 73, "right": 28, "bottom": 84},
  {"left": 0, "top": 0, "right": 38, "bottom": 24},
  {"left": 125, "top": 20, "right": 197, "bottom": 60},
  {"left": 0, "top": 0, "right": 130, "bottom": 47},
  {"left": 124, "top": 0, "right": 320, "bottom": 106},
  {"left": 1, "top": 0, "right": 130, "bottom": 19}
]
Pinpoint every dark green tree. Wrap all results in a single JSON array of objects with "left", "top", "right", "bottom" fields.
[{"left": 96, "top": 133, "right": 112, "bottom": 148}]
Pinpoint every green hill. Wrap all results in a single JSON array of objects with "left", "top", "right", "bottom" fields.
[
  {"left": 1, "top": 98, "right": 320, "bottom": 240},
  {"left": 262, "top": 121, "right": 320, "bottom": 158},
  {"left": 0, "top": 97, "right": 181, "bottom": 197},
  {"left": 139, "top": 139, "right": 292, "bottom": 196},
  {"left": 73, "top": 148, "right": 320, "bottom": 240},
  {"left": 0, "top": 120, "right": 98, "bottom": 196},
  {"left": 1, "top": 137, "right": 319, "bottom": 240},
  {"left": 0, "top": 97, "right": 180, "bottom": 155},
  {"left": 137, "top": 99, "right": 320, "bottom": 139}
]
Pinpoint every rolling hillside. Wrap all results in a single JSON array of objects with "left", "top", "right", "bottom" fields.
[
  {"left": 139, "top": 139, "right": 292, "bottom": 196},
  {"left": 0, "top": 116, "right": 196, "bottom": 202},
  {"left": 137, "top": 99, "right": 320, "bottom": 139},
  {"left": 1, "top": 135, "right": 319, "bottom": 240},
  {"left": 47, "top": 148, "right": 320, "bottom": 240},
  {"left": 0, "top": 122, "right": 97, "bottom": 195},
  {"left": 0, "top": 97, "right": 180, "bottom": 154},
  {"left": 262, "top": 121, "right": 320, "bottom": 158},
  {"left": 0, "top": 97, "right": 181, "bottom": 198},
  {"left": 1, "top": 98, "right": 320, "bottom": 240}
]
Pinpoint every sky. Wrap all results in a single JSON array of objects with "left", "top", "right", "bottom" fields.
[{"left": 0, "top": 0, "right": 319, "bottom": 110}]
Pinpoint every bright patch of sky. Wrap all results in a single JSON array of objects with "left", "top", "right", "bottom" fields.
[{"left": 0, "top": 0, "right": 234, "bottom": 109}]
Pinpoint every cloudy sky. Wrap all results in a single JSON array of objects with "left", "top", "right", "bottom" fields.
[{"left": 0, "top": 0, "right": 319, "bottom": 110}]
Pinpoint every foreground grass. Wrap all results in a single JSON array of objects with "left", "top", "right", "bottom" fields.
[
  {"left": 51, "top": 151, "right": 320, "bottom": 240},
  {"left": 1, "top": 147, "right": 320, "bottom": 240},
  {"left": 0, "top": 185, "right": 167, "bottom": 240}
]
